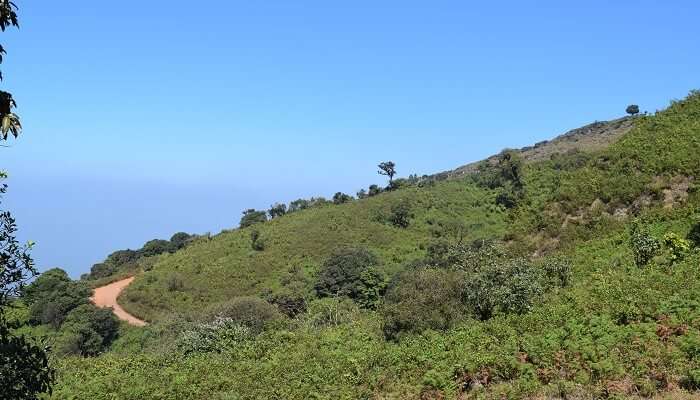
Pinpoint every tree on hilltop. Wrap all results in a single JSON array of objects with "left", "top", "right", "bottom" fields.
[
  {"left": 626, "top": 104, "right": 640, "bottom": 116},
  {"left": 378, "top": 161, "right": 396, "bottom": 185}
]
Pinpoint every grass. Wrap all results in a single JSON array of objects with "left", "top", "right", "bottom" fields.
[
  {"left": 120, "top": 180, "right": 507, "bottom": 321},
  {"left": 40, "top": 90, "right": 700, "bottom": 398}
]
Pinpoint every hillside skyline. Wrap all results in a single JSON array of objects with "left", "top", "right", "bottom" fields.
[{"left": 2, "top": 1, "right": 699, "bottom": 276}]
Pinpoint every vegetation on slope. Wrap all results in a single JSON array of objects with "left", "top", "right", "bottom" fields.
[{"left": 24, "top": 91, "right": 700, "bottom": 399}]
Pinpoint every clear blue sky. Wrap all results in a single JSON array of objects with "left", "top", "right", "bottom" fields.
[{"left": 1, "top": 1, "right": 698, "bottom": 277}]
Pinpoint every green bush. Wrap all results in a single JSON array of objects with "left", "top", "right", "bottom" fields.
[
  {"left": 314, "top": 247, "right": 385, "bottom": 307},
  {"left": 204, "top": 296, "right": 282, "bottom": 334},
  {"left": 141, "top": 239, "right": 176, "bottom": 257},
  {"left": 57, "top": 304, "right": 120, "bottom": 356},
  {"left": 540, "top": 257, "right": 573, "bottom": 287},
  {"left": 303, "top": 297, "right": 360, "bottom": 328},
  {"left": 250, "top": 229, "right": 265, "bottom": 251},
  {"left": 381, "top": 268, "right": 467, "bottom": 340},
  {"left": 663, "top": 232, "right": 691, "bottom": 263},
  {"left": 629, "top": 221, "right": 660, "bottom": 267},
  {"left": 177, "top": 317, "right": 252, "bottom": 356},
  {"left": 389, "top": 199, "right": 412, "bottom": 228},
  {"left": 239, "top": 209, "right": 267, "bottom": 228},
  {"left": 688, "top": 220, "right": 700, "bottom": 247},
  {"left": 332, "top": 192, "right": 353, "bottom": 205},
  {"left": 463, "top": 258, "right": 543, "bottom": 320},
  {"left": 23, "top": 268, "right": 91, "bottom": 328}
]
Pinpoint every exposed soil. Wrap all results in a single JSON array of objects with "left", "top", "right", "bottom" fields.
[{"left": 90, "top": 277, "right": 147, "bottom": 327}]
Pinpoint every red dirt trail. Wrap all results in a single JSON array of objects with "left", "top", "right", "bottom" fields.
[{"left": 90, "top": 277, "right": 147, "bottom": 327}]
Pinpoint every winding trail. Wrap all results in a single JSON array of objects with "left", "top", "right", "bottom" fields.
[{"left": 90, "top": 277, "right": 147, "bottom": 327}]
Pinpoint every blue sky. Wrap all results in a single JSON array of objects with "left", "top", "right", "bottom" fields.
[{"left": 1, "top": 1, "right": 698, "bottom": 277}]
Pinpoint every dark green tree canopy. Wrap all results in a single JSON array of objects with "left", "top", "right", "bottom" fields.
[
  {"left": 314, "top": 247, "right": 381, "bottom": 302},
  {"left": 170, "top": 232, "right": 193, "bottom": 250},
  {"left": 140, "top": 239, "right": 175, "bottom": 257},
  {"left": 378, "top": 161, "right": 396, "bottom": 183},
  {"left": 288, "top": 198, "right": 310, "bottom": 213},
  {"left": 0, "top": 3, "right": 55, "bottom": 398},
  {"left": 626, "top": 104, "right": 640, "bottom": 116},
  {"left": 58, "top": 304, "right": 120, "bottom": 357},
  {"left": 240, "top": 209, "right": 267, "bottom": 228},
  {"left": 368, "top": 184, "right": 382, "bottom": 197},
  {"left": 268, "top": 203, "right": 287, "bottom": 219},
  {"left": 332, "top": 192, "right": 353, "bottom": 205}
]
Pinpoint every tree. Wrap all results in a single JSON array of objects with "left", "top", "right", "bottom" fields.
[
  {"left": 378, "top": 161, "right": 396, "bottom": 185},
  {"left": 629, "top": 220, "right": 660, "bottom": 267},
  {"left": 140, "top": 239, "right": 175, "bottom": 257},
  {"left": 57, "top": 304, "right": 120, "bottom": 356},
  {"left": 332, "top": 192, "right": 353, "bottom": 205},
  {"left": 239, "top": 209, "right": 267, "bottom": 228},
  {"left": 463, "top": 258, "right": 544, "bottom": 320},
  {"left": 0, "top": 210, "right": 55, "bottom": 398},
  {"left": 170, "top": 232, "right": 192, "bottom": 250},
  {"left": 288, "top": 199, "right": 310, "bottom": 213},
  {"left": 368, "top": 184, "right": 382, "bottom": 197},
  {"left": 268, "top": 203, "right": 287, "bottom": 219},
  {"left": 381, "top": 268, "right": 466, "bottom": 340},
  {"left": 356, "top": 189, "right": 367, "bottom": 199},
  {"left": 0, "top": 2, "right": 55, "bottom": 395},
  {"left": 389, "top": 199, "right": 412, "bottom": 228},
  {"left": 626, "top": 104, "right": 640, "bottom": 116},
  {"left": 23, "top": 268, "right": 91, "bottom": 328},
  {"left": 314, "top": 247, "right": 384, "bottom": 306}
]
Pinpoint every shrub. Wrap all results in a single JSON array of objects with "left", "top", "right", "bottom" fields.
[
  {"left": 240, "top": 209, "right": 267, "bottom": 228},
  {"left": 463, "top": 258, "right": 543, "bottom": 320},
  {"left": 304, "top": 297, "right": 360, "bottom": 328},
  {"left": 23, "top": 269, "right": 91, "bottom": 328},
  {"left": 389, "top": 199, "right": 412, "bottom": 228},
  {"left": 22, "top": 268, "right": 71, "bottom": 305},
  {"left": 57, "top": 304, "right": 120, "bottom": 356},
  {"left": 629, "top": 221, "right": 661, "bottom": 267},
  {"left": 268, "top": 292, "right": 307, "bottom": 317},
  {"left": 332, "top": 192, "right": 353, "bottom": 205},
  {"left": 368, "top": 184, "right": 382, "bottom": 196},
  {"left": 381, "top": 268, "right": 467, "bottom": 340},
  {"left": 250, "top": 229, "right": 265, "bottom": 251},
  {"left": 141, "top": 239, "right": 176, "bottom": 257},
  {"left": 170, "top": 232, "right": 193, "bottom": 250},
  {"left": 204, "top": 296, "right": 282, "bottom": 334},
  {"left": 177, "top": 317, "right": 252, "bottom": 356},
  {"left": 663, "top": 232, "right": 691, "bottom": 263},
  {"left": 541, "top": 257, "right": 573, "bottom": 287},
  {"left": 688, "top": 220, "right": 700, "bottom": 247},
  {"left": 357, "top": 267, "right": 387, "bottom": 309},
  {"left": 288, "top": 199, "right": 310, "bottom": 213},
  {"left": 268, "top": 203, "right": 287, "bottom": 219},
  {"left": 314, "top": 247, "right": 384, "bottom": 306}
]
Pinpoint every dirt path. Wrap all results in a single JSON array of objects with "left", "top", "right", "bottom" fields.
[{"left": 90, "top": 277, "right": 147, "bottom": 327}]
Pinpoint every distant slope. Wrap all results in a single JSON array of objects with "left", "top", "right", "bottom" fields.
[
  {"left": 443, "top": 116, "right": 635, "bottom": 178},
  {"left": 119, "top": 114, "right": 642, "bottom": 322},
  {"left": 121, "top": 181, "right": 507, "bottom": 321}
]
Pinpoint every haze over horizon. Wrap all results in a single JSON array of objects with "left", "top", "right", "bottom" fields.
[{"left": 2, "top": 0, "right": 698, "bottom": 277}]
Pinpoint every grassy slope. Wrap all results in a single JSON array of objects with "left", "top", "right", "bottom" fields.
[
  {"left": 51, "top": 91, "right": 700, "bottom": 399},
  {"left": 121, "top": 180, "right": 507, "bottom": 321}
]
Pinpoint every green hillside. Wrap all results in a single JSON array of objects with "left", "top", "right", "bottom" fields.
[
  {"left": 120, "top": 176, "right": 508, "bottom": 321},
  {"left": 24, "top": 91, "right": 700, "bottom": 399}
]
